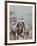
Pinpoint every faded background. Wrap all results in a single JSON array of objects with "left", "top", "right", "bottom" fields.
[{"left": 10, "top": 5, "right": 32, "bottom": 27}]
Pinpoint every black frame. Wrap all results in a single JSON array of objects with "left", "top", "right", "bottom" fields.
[{"left": 5, "top": 1, "right": 36, "bottom": 45}]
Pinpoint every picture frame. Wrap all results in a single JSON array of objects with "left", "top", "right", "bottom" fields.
[{"left": 5, "top": 1, "right": 36, "bottom": 45}]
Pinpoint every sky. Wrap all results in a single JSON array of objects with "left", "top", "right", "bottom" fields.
[{"left": 9, "top": 5, "right": 32, "bottom": 28}]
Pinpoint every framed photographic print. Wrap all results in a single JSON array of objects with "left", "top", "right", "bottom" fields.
[{"left": 5, "top": 1, "right": 36, "bottom": 45}]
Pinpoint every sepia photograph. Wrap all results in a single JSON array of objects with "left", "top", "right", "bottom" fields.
[{"left": 5, "top": 1, "right": 36, "bottom": 45}]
